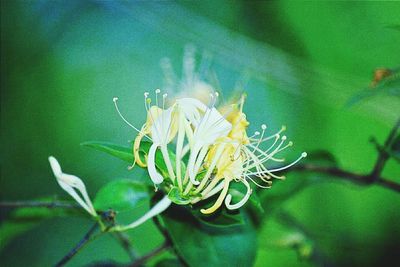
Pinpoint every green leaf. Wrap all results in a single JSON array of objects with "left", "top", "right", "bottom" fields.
[
  {"left": 160, "top": 205, "right": 257, "bottom": 267},
  {"left": 82, "top": 141, "right": 185, "bottom": 185},
  {"left": 168, "top": 187, "right": 191, "bottom": 205},
  {"left": 81, "top": 141, "right": 133, "bottom": 163},
  {"left": 0, "top": 200, "right": 81, "bottom": 251},
  {"left": 94, "top": 179, "right": 149, "bottom": 212},
  {"left": 304, "top": 150, "right": 338, "bottom": 167},
  {"left": 346, "top": 73, "right": 400, "bottom": 107},
  {"left": 195, "top": 209, "right": 245, "bottom": 228}
]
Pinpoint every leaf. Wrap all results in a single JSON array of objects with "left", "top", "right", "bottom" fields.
[
  {"left": 160, "top": 205, "right": 257, "bottom": 267},
  {"left": 304, "top": 150, "right": 337, "bottom": 167},
  {"left": 81, "top": 141, "right": 133, "bottom": 163},
  {"left": 0, "top": 200, "right": 81, "bottom": 251},
  {"left": 346, "top": 74, "right": 400, "bottom": 107},
  {"left": 167, "top": 187, "right": 191, "bottom": 205},
  {"left": 82, "top": 141, "right": 185, "bottom": 185},
  {"left": 93, "top": 179, "right": 150, "bottom": 213}
]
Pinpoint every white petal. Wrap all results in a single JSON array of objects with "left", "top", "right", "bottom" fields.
[
  {"left": 187, "top": 108, "right": 232, "bottom": 183},
  {"left": 57, "top": 177, "right": 94, "bottom": 216},
  {"left": 48, "top": 156, "right": 97, "bottom": 216},
  {"left": 147, "top": 143, "right": 164, "bottom": 184},
  {"left": 194, "top": 107, "right": 231, "bottom": 145},
  {"left": 151, "top": 107, "right": 174, "bottom": 144},
  {"left": 49, "top": 156, "right": 62, "bottom": 177},
  {"left": 177, "top": 97, "right": 207, "bottom": 127},
  {"left": 116, "top": 195, "right": 172, "bottom": 231},
  {"left": 225, "top": 179, "right": 252, "bottom": 210}
]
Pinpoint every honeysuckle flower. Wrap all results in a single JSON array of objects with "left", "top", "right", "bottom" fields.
[
  {"left": 115, "top": 87, "right": 306, "bottom": 218},
  {"left": 109, "top": 48, "right": 307, "bottom": 230},
  {"left": 48, "top": 156, "right": 97, "bottom": 217}
]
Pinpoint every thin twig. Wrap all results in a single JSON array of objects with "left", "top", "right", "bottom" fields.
[
  {"left": 112, "top": 232, "right": 137, "bottom": 261},
  {"left": 151, "top": 200, "right": 188, "bottom": 267},
  {"left": 0, "top": 200, "right": 80, "bottom": 209},
  {"left": 128, "top": 240, "right": 170, "bottom": 267},
  {"left": 54, "top": 222, "right": 99, "bottom": 267},
  {"left": 369, "top": 117, "right": 400, "bottom": 180},
  {"left": 289, "top": 118, "right": 400, "bottom": 193},
  {"left": 292, "top": 164, "right": 400, "bottom": 193}
]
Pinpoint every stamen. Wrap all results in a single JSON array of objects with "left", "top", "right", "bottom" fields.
[
  {"left": 239, "top": 94, "right": 246, "bottom": 113},
  {"left": 113, "top": 97, "right": 151, "bottom": 139},
  {"left": 155, "top": 88, "right": 161, "bottom": 107},
  {"left": 246, "top": 175, "right": 271, "bottom": 189},
  {"left": 251, "top": 124, "right": 267, "bottom": 155},
  {"left": 263, "top": 152, "right": 307, "bottom": 173},
  {"left": 162, "top": 93, "right": 167, "bottom": 110}
]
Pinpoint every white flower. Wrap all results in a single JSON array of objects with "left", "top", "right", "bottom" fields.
[
  {"left": 48, "top": 156, "right": 97, "bottom": 217},
  {"left": 187, "top": 103, "right": 232, "bottom": 185},
  {"left": 112, "top": 47, "right": 306, "bottom": 219}
]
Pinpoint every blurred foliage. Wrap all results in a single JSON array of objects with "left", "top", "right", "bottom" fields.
[{"left": 1, "top": 1, "right": 400, "bottom": 267}]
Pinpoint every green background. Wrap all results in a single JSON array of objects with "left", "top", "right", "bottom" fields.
[{"left": 1, "top": 1, "right": 399, "bottom": 266}]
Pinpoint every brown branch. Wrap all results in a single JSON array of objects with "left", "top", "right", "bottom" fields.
[
  {"left": 292, "top": 164, "right": 400, "bottom": 193},
  {"left": 112, "top": 232, "right": 137, "bottom": 261},
  {"left": 54, "top": 222, "right": 99, "bottom": 267},
  {"left": 0, "top": 200, "right": 80, "bottom": 209},
  {"left": 369, "top": 117, "right": 400, "bottom": 180},
  {"left": 128, "top": 240, "right": 170, "bottom": 267},
  {"left": 289, "top": 117, "right": 400, "bottom": 193},
  {"left": 151, "top": 198, "right": 188, "bottom": 267}
]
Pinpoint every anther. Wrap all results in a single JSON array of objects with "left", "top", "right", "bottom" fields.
[
  {"left": 155, "top": 89, "right": 161, "bottom": 94},
  {"left": 302, "top": 152, "right": 307, "bottom": 157},
  {"left": 144, "top": 92, "right": 149, "bottom": 98},
  {"left": 261, "top": 124, "right": 267, "bottom": 130},
  {"left": 113, "top": 97, "right": 118, "bottom": 102}
]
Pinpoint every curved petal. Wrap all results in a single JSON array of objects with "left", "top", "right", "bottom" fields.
[
  {"left": 177, "top": 97, "right": 207, "bottom": 127},
  {"left": 151, "top": 107, "right": 177, "bottom": 145},
  {"left": 133, "top": 130, "right": 147, "bottom": 168},
  {"left": 194, "top": 107, "right": 232, "bottom": 145},
  {"left": 48, "top": 156, "right": 97, "bottom": 217},
  {"left": 147, "top": 143, "right": 164, "bottom": 184},
  {"left": 224, "top": 179, "right": 252, "bottom": 210},
  {"left": 48, "top": 156, "right": 62, "bottom": 177},
  {"left": 115, "top": 195, "right": 172, "bottom": 231},
  {"left": 200, "top": 180, "right": 230, "bottom": 214},
  {"left": 187, "top": 143, "right": 203, "bottom": 185}
]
